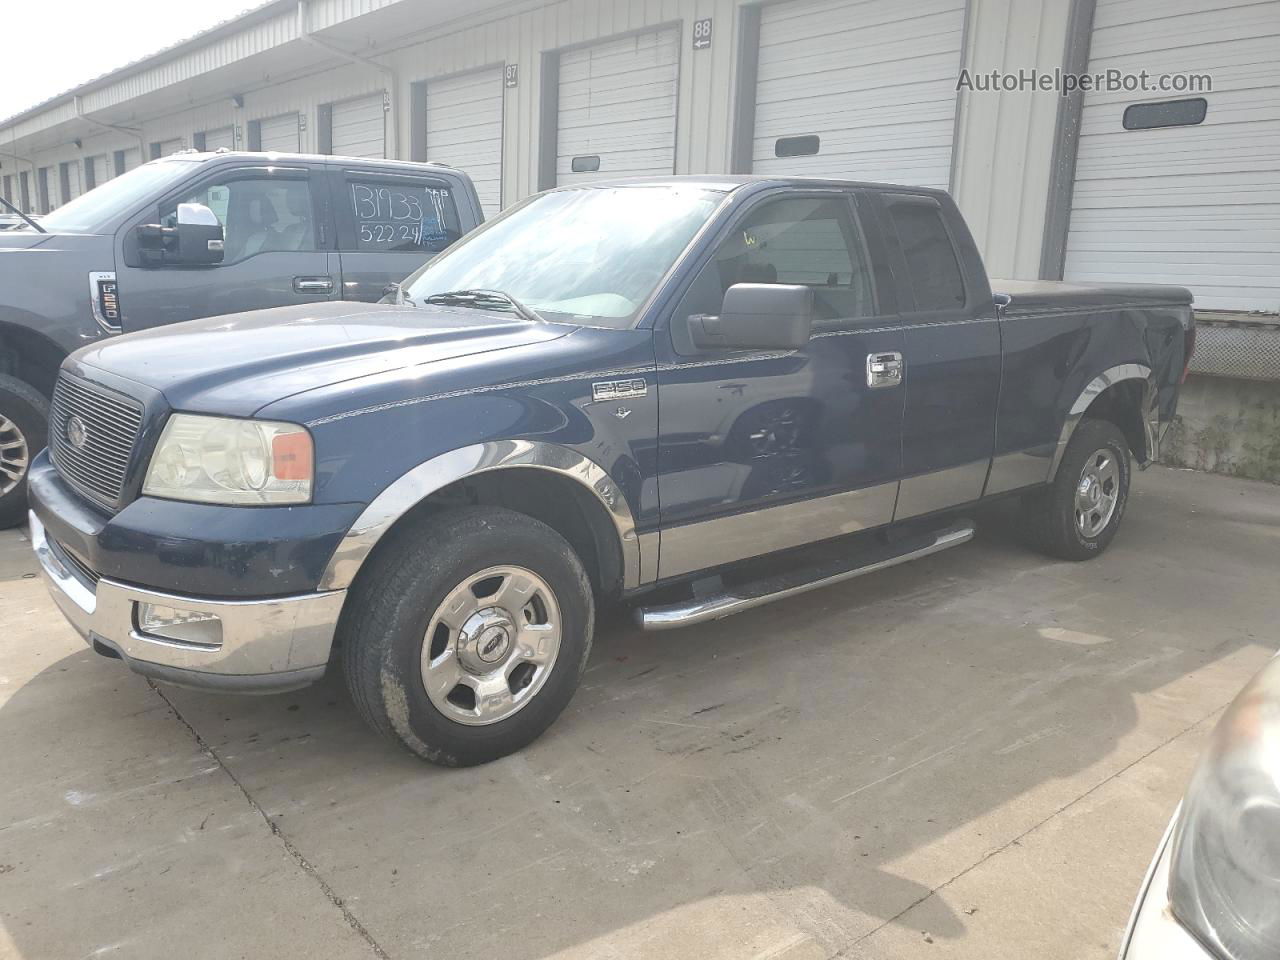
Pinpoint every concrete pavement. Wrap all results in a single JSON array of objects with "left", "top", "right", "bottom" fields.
[{"left": 1, "top": 465, "right": 1276, "bottom": 960}]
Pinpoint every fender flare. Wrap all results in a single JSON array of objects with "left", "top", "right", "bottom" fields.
[
  {"left": 318, "top": 440, "right": 641, "bottom": 591},
  {"left": 1048, "top": 363, "right": 1156, "bottom": 479}
]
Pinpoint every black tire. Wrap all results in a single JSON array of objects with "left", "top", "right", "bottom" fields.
[
  {"left": 1022, "top": 418, "right": 1131, "bottom": 561},
  {"left": 339, "top": 506, "right": 595, "bottom": 767},
  {"left": 0, "top": 374, "right": 49, "bottom": 530}
]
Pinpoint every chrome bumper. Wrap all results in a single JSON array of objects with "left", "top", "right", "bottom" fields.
[
  {"left": 31, "top": 512, "right": 346, "bottom": 694},
  {"left": 1119, "top": 813, "right": 1212, "bottom": 960}
]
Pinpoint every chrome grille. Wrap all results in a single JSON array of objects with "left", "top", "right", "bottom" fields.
[{"left": 49, "top": 374, "right": 144, "bottom": 508}]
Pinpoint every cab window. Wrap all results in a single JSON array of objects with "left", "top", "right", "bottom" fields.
[
  {"left": 687, "top": 195, "right": 877, "bottom": 323},
  {"left": 161, "top": 175, "right": 316, "bottom": 262},
  {"left": 340, "top": 177, "right": 462, "bottom": 253}
]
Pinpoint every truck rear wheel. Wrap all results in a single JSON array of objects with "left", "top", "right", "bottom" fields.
[
  {"left": 339, "top": 506, "right": 594, "bottom": 767},
  {"left": 0, "top": 374, "right": 49, "bottom": 530},
  {"left": 1022, "top": 418, "right": 1131, "bottom": 561}
]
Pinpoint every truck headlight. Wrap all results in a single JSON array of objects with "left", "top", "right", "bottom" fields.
[
  {"left": 143, "top": 413, "right": 313, "bottom": 505},
  {"left": 1169, "top": 655, "right": 1280, "bottom": 960}
]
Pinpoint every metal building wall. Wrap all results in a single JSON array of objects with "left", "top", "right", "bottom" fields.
[{"left": 2, "top": 0, "right": 1083, "bottom": 276}]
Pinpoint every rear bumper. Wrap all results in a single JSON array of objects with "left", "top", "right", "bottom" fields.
[{"left": 32, "top": 512, "right": 345, "bottom": 694}]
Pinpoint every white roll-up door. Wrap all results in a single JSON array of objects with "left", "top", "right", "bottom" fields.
[
  {"left": 203, "top": 126, "right": 235, "bottom": 151},
  {"left": 62, "top": 163, "right": 82, "bottom": 204},
  {"left": 1064, "top": 0, "right": 1280, "bottom": 313},
  {"left": 156, "top": 138, "right": 184, "bottom": 157},
  {"left": 120, "top": 147, "right": 141, "bottom": 174},
  {"left": 751, "top": 0, "right": 965, "bottom": 189},
  {"left": 258, "top": 113, "right": 300, "bottom": 153},
  {"left": 87, "top": 155, "right": 110, "bottom": 188},
  {"left": 556, "top": 27, "right": 680, "bottom": 186},
  {"left": 331, "top": 94, "right": 386, "bottom": 159},
  {"left": 426, "top": 68, "right": 504, "bottom": 217}
]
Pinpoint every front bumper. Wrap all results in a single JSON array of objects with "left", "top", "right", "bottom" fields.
[
  {"left": 1119, "top": 814, "right": 1213, "bottom": 960},
  {"left": 32, "top": 512, "right": 346, "bottom": 694}
]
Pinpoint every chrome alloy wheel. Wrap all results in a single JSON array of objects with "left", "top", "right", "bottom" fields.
[
  {"left": 0, "top": 414, "right": 29, "bottom": 496},
  {"left": 420, "top": 565, "right": 562, "bottom": 726},
  {"left": 1075, "top": 448, "right": 1120, "bottom": 539}
]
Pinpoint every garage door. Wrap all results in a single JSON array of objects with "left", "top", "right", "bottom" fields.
[
  {"left": 331, "top": 94, "right": 386, "bottom": 159},
  {"left": 556, "top": 27, "right": 679, "bottom": 186},
  {"left": 751, "top": 0, "right": 966, "bottom": 189},
  {"left": 258, "top": 113, "right": 300, "bottom": 153},
  {"left": 120, "top": 147, "right": 141, "bottom": 174},
  {"left": 202, "top": 126, "right": 235, "bottom": 151},
  {"left": 1064, "top": 0, "right": 1280, "bottom": 313},
  {"left": 86, "top": 155, "right": 110, "bottom": 188},
  {"left": 156, "top": 138, "right": 184, "bottom": 158},
  {"left": 61, "top": 162, "right": 83, "bottom": 204},
  {"left": 426, "top": 68, "right": 504, "bottom": 217}
]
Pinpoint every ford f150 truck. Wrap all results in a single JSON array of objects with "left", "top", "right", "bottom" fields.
[
  {"left": 0, "top": 151, "right": 483, "bottom": 527},
  {"left": 28, "top": 176, "right": 1196, "bottom": 767}
]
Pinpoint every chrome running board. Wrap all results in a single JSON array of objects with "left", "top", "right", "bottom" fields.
[{"left": 635, "top": 522, "right": 975, "bottom": 631}]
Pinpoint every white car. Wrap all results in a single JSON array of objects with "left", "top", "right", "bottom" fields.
[{"left": 1121, "top": 654, "right": 1280, "bottom": 959}]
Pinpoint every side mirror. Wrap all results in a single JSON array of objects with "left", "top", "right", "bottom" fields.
[
  {"left": 136, "top": 202, "right": 224, "bottom": 265},
  {"left": 687, "top": 283, "right": 814, "bottom": 351}
]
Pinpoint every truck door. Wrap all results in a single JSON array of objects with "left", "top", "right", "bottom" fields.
[
  {"left": 653, "top": 189, "right": 906, "bottom": 580},
  {"left": 871, "top": 191, "right": 1001, "bottom": 520},
  {"left": 327, "top": 166, "right": 472, "bottom": 302},
  {"left": 115, "top": 163, "right": 338, "bottom": 332}
]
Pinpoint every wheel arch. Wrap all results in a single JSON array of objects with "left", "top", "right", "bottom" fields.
[
  {"left": 0, "top": 319, "right": 66, "bottom": 397},
  {"left": 319, "top": 440, "right": 640, "bottom": 597},
  {"left": 1049, "top": 363, "right": 1157, "bottom": 479}
]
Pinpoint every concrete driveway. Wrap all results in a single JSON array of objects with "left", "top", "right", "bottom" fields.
[{"left": 2, "top": 465, "right": 1276, "bottom": 960}]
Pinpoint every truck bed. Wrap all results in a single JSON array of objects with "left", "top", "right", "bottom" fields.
[{"left": 991, "top": 278, "right": 1194, "bottom": 318}]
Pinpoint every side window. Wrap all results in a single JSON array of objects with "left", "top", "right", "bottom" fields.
[
  {"left": 162, "top": 176, "right": 316, "bottom": 263},
  {"left": 708, "top": 196, "right": 876, "bottom": 321},
  {"left": 343, "top": 178, "right": 462, "bottom": 253},
  {"left": 885, "top": 199, "right": 966, "bottom": 312}
]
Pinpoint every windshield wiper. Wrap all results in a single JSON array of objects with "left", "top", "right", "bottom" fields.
[
  {"left": 422, "top": 289, "right": 544, "bottom": 323},
  {"left": 0, "top": 195, "right": 45, "bottom": 233}
]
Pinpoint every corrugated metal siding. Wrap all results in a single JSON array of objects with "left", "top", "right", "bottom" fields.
[
  {"left": 426, "top": 68, "right": 505, "bottom": 216},
  {"left": 258, "top": 113, "right": 302, "bottom": 152},
  {"left": 556, "top": 26, "right": 681, "bottom": 185},
  {"left": 1064, "top": 0, "right": 1280, "bottom": 313},
  {"left": 331, "top": 93, "right": 387, "bottom": 158},
  {"left": 950, "top": 0, "right": 1072, "bottom": 279},
  {"left": 751, "top": 0, "right": 965, "bottom": 188}
]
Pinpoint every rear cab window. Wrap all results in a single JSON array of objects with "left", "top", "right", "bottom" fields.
[
  {"left": 882, "top": 194, "right": 967, "bottom": 313},
  {"left": 332, "top": 169, "right": 465, "bottom": 254}
]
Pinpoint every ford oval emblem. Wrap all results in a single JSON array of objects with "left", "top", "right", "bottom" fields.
[{"left": 65, "top": 415, "right": 89, "bottom": 450}]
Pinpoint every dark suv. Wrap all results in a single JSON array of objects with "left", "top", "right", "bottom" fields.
[{"left": 0, "top": 151, "right": 483, "bottom": 526}]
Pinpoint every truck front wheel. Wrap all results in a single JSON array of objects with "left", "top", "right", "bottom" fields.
[
  {"left": 1022, "top": 418, "right": 1132, "bottom": 561},
  {"left": 0, "top": 374, "right": 49, "bottom": 529},
  {"left": 339, "top": 506, "right": 595, "bottom": 766}
]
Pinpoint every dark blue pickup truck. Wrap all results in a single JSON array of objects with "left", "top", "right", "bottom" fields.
[{"left": 28, "top": 176, "right": 1196, "bottom": 766}]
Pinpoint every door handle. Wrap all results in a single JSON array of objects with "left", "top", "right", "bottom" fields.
[
  {"left": 866, "top": 352, "right": 904, "bottom": 388},
  {"left": 293, "top": 276, "right": 334, "bottom": 294}
]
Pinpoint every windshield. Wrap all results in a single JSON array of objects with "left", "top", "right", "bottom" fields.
[
  {"left": 401, "top": 185, "right": 725, "bottom": 327},
  {"left": 37, "top": 159, "right": 201, "bottom": 234}
]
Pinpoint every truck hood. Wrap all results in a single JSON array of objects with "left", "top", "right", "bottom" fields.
[{"left": 71, "top": 300, "right": 572, "bottom": 417}]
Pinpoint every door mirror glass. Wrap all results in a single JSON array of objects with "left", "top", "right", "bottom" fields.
[
  {"left": 136, "top": 201, "right": 225, "bottom": 265},
  {"left": 687, "top": 283, "right": 814, "bottom": 351}
]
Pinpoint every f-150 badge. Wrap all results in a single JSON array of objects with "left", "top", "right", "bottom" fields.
[{"left": 592, "top": 378, "right": 647, "bottom": 402}]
